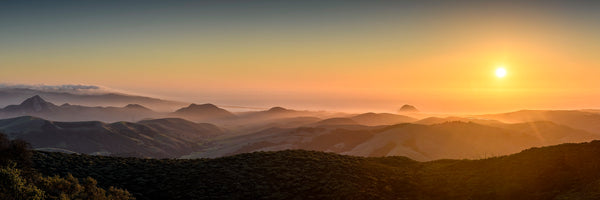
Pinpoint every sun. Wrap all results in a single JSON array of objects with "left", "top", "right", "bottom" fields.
[{"left": 495, "top": 67, "right": 507, "bottom": 78}]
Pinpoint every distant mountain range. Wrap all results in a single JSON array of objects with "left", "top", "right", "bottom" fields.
[
  {"left": 0, "top": 116, "right": 222, "bottom": 158},
  {"left": 0, "top": 95, "right": 346, "bottom": 124},
  {"left": 0, "top": 87, "right": 188, "bottom": 112},
  {"left": 1, "top": 95, "right": 600, "bottom": 161},
  {"left": 0, "top": 95, "right": 161, "bottom": 122}
]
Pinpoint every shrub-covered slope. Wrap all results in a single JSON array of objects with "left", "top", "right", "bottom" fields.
[
  {"left": 33, "top": 140, "right": 600, "bottom": 200},
  {"left": 33, "top": 151, "right": 417, "bottom": 200},
  {"left": 1, "top": 132, "right": 134, "bottom": 200}
]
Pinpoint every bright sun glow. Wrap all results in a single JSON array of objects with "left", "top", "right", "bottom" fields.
[{"left": 495, "top": 67, "right": 507, "bottom": 78}]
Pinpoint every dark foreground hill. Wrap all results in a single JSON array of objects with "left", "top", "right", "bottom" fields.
[
  {"left": 33, "top": 140, "right": 600, "bottom": 200},
  {"left": 0, "top": 133, "right": 134, "bottom": 200}
]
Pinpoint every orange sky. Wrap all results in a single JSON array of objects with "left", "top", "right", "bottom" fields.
[{"left": 1, "top": 1, "right": 599, "bottom": 113}]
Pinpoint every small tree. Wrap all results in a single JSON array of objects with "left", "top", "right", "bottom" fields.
[
  {"left": 0, "top": 133, "right": 33, "bottom": 169},
  {"left": 0, "top": 133, "right": 10, "bottom": 166}
]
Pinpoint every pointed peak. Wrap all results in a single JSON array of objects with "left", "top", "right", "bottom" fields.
[
  {"left": 11, "top": 95, "right": 57, "bottom": 112},
  {"left": 21, "top": 95, "right": 49, "bottom": 105},
  {"left": 29, "top": 95, "right": 44, "bottom": 100}
]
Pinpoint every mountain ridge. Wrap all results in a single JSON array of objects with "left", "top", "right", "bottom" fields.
[
  {"left": 0, "top": 116, "right": 223, "bottom": 158},
  {"left": 0, "top": 95, "right": 161, "bottom": 122},
  {"left": 0, "top": 87, "right": 188, "bottom": 112}
]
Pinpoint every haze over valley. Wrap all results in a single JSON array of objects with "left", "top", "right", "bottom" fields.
[
  {"left": 1, "top": 92, "right": 599, "bottom": 162},
  {"left": 2, "top": 1, "right": 599, "bottom": 199}
]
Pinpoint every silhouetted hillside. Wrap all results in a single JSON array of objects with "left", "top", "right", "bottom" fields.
[
  {"left": 399, "top": 104, "right": 419, "bottom": 113},
  {"left": 235, "top": 106, "right": 332, "bottom": 121},
  {"left": 2, "top": 95, "right": 60, "bottom": 113},
  {"left": 222, "top": 107, "right": 344, "bottom": 135},
  {"left": 261, "top": 116, "right": 323, "bottom": 128},
  {"left": 415, "top": 116, "right": 504, "bottom": 126},
  {"left": 0, "top": 87, "right": 187, "bottom": 112},
  {"left": 312, "top": 117, "right": 359, "bottom": 126},
  {"left": 138, "top": 118, "right": 222, "bottom": 141},
  {"left": 0, "top": 116, "right": 222, "bottom": 158},
  {"left": 481, "top": 110, "right": 600, "bottom": 134},
  {"left": 187, "top": 121, "right": 596, "bottom": 160},
  {"left": 171, "top": 103, "right": 236, "bottom": 122},
  {"left": 32, "top": 140, "right": 600, "bottom": 200},
  {"left": 0, "top": 95, "right": 161, "bottom": 122},
  {"left": 351, "top": 112, "right": 416, "bottom": 126}
]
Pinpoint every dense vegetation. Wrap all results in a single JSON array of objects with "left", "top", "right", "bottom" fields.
[
  {"left": 5, "top": 125, "right": 600, "bottom": 199},
  {"left": 0, "top": 133, "right": 134, "bottom": 200},
  {"left": 33, "top": 150, "right": 418, "bottom": 200},
  {"left": 31, "top": 140, "right": 600, "bottom": 200}
]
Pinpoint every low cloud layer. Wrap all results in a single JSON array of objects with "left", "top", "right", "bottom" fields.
[{"left": 0, "top": 84, "right": 111, "bottom": 95}]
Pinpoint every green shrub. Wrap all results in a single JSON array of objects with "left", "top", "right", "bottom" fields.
[
  {"left": 0, "top": 132, "right": 135, "bottom": 200},
  {"left": 0, "top": 165, "right": 45, "bottom": 200}
]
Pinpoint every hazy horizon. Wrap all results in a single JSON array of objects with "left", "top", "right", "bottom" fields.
[
  {"left": 1, "top": 83, "right": 599, "bottom": 115},
  {"left": 4, "top": 2, "right": 600, "bottom": 199},
  {"left": 2, "top": 0, "right": 599, "bottom": 114}
]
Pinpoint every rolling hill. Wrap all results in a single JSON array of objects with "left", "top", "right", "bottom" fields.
[
  {"left": 350, "top": 112, "right": 417, "bottom": 126},
  {"left": 185, "top": 121, "right": 597, "bottom": 161},
  {"left": 170, "top": 103, "right": 237, "bottom": 122},
  {"left": 218, "top": 107, "right": 351, "bottom": 135},
  {"left": 415, "top": 116, "right": 504, "bottom": 126},
  {"left": 2, "top": 97, "right": 599, "bottom": 162},
  {"left": 480, "top": 110, "right": 600, "bottom": 134},
  {"left": 234, "top": 107, "right": 344, "bottom": 122},
  {"left": 0, "top": 116, "right": 222, "bottom": 158}
]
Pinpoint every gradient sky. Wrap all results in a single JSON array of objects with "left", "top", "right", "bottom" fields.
[{"left": 1, "top": 0, "right": 599, "bottom": 113}]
